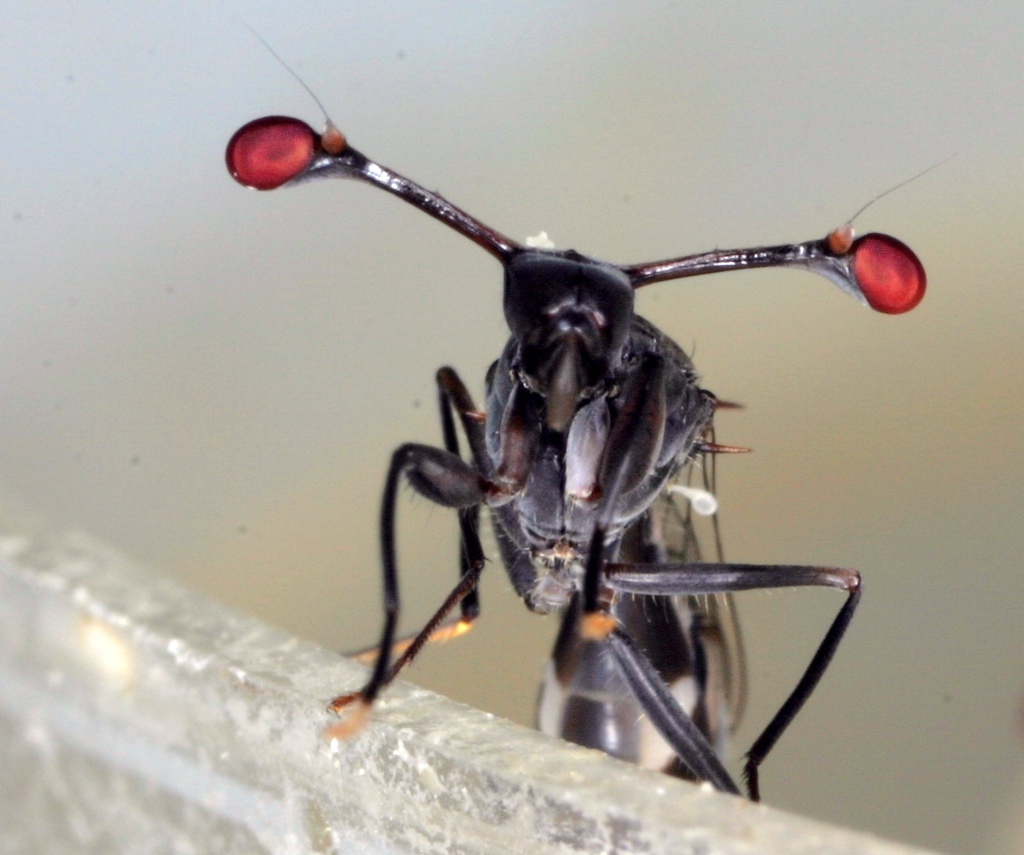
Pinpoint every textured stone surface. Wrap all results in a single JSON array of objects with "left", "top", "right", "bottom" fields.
[{"left": 0, "top": 511, "right": 940, "bottom": 854}]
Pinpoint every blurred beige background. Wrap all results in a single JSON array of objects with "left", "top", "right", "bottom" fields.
[{"left": 2, "top": 4, "right": 1022, "bottom": 853}]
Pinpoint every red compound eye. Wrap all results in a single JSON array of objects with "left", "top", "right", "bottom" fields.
[
  {"left": 226, "top": 116, "right": 317, "bottom": 191},
  {"left": 850, "top": 233, "right": 926, "bottom": 314}
]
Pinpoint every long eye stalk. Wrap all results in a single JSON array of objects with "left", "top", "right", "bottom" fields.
[
  {"left": 227, "top": 115, "right": 925, "bottom": 314},
  {"left": 621, "top": 230, "right": 924, "bottom": 314},
  {"left": 227, "top": 116, "right": 519, "bottom": 262}
]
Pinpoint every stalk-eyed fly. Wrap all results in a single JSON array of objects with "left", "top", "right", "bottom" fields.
[{"left": 226, "top": 107, "right": 924, "bottom": 799}]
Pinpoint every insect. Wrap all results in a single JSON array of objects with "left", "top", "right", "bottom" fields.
[{"left": 226, "top": 106, "right": 924, "bottom": 800}]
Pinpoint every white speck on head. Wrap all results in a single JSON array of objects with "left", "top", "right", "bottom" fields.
[{"left": 525, "top": 231, "right": 555, "bottom": 249}]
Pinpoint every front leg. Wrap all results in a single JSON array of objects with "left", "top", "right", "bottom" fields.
[
  {"left": 581, "top": 351, "right": 668, "bottom": 627},
  {"left": 330, "top": 443, "right": 489, "bottom": 734},
  {"left": 436, "top": 366, "right": 489, "bottom": 623}
]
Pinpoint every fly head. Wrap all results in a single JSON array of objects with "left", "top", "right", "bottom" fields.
[{"left": 503, "top": 251, "right": 635, "bottom": 432}]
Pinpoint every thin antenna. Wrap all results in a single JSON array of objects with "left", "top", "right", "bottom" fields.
[
  {"left": 243, "top": 24, "right": 346, "bottom": 154},
  {"left": 844, "top": 154, "right": 956, "bottom": 225},
  {"left": 825, "top": 153, "right": 954, "bottom": 256}
]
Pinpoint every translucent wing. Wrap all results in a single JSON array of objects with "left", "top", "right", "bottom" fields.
[{"left": 655, "top": 451, "right": 747, "bottom": 736}]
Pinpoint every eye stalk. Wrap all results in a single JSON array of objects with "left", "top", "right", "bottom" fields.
[
  {"left": 226, "top": 115, "right": 926, "bottom": 338},
  {"left": 622, "top": 227, "right": 926, "bottom": 315}
]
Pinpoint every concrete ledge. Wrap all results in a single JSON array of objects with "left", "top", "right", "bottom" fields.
[{"left": 0, "top": 508, "right": 941, "bottom": 854}]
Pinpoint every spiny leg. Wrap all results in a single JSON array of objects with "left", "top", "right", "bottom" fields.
[
  {"left": 581, "top": 352, "right": 668, "bottom": 629},
  {"left": 436, "top": 366, "right": 489, "bottom": 624},
  {"left": 344, "top": 367, "right": 491, "bottom": 668},
  {"left": 606, "top": 561, "right": 861, "bottom": 800},
  {"left": 606, "top": 625, "right": 740, "bottom": 794},
  {"left": 618, "top": 509, "right": 741, "bottom": 770},
  {"left": 329, "top": 556, "right": 483, "bottom": 723},
  {"left": 561, "top": 353, "right": 742, "bottom": 790},
  {"left": 328, "top": 442, "right": 489, "bottom": 734}
]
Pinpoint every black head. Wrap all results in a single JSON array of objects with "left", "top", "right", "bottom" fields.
[{"left": 504, "top": 250, "right": 634, "bottom": 431}]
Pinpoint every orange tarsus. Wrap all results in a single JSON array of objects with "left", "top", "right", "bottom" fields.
[
  {"left": 324, "top": 698, "right": 371, "bottom": 741},
  {"left": 581, "top": 611, "right": 617, "bottom": 641}
]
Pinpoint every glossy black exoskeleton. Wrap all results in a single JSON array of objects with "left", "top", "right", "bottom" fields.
[{"left": 226, "top": 111, "right": 925, "bottom": 799}]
